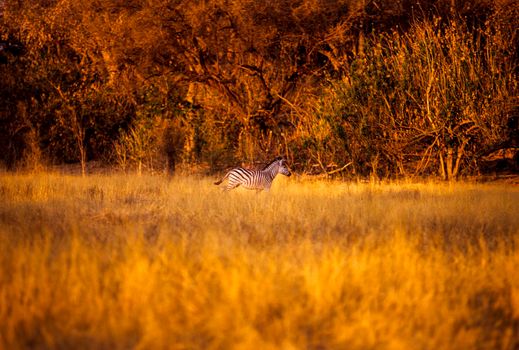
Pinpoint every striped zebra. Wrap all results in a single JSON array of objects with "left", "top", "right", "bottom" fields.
[{"left": 214, "top": 157, "right": 292, "bottom": 192}]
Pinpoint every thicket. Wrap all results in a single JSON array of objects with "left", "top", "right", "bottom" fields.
[{"left": 0, "top": 0, "right": 517, "bottom": 178}]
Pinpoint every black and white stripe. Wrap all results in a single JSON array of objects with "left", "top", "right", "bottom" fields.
[{"left": 214, "top": 157, "right": 292, "bottom": 192}]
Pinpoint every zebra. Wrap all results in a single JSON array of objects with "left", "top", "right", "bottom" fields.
[{"left": 214, "top": 157, "right": 292, "bottom": 192}]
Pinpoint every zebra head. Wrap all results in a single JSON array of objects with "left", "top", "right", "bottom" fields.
[
  {"left": 272, "top": 157, "right": 292, "bottom": 177},
  {"left": 279, "top": 158, "right": 292, "bottom": 177}
]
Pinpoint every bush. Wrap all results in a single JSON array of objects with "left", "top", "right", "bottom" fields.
[
  {"left": 0, "top": 0, "right": 517, "bottom": 177},
  {"left": 314, "top": 18, "right": 518, "bottom": 179}
]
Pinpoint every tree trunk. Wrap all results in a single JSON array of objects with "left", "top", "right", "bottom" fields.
[
  {"left": 79, "top": 145, "right": 86, "bottom": 177},
  {"left": 446, "top": 147, "right": 454, "bottom": 180}
]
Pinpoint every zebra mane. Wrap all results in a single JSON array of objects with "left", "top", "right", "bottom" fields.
[{"left": 262, "top": 156, "right": 283, "bottom": 170}]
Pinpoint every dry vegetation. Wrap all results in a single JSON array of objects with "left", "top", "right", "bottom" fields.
[
  {"left": 1, "top": 172, "right": 518, "bottom": 349},
  {"left": 1, "top": 0, "right": 517, "bottom": 177},
  {"left": 1, "top": 0, "right": 517, "bottom": 347}
]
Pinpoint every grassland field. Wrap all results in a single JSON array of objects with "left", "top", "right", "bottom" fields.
[{"left": 0, "top": 172, "right": 518, "bottom": 349}]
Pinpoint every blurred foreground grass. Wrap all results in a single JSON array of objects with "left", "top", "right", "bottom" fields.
[{"left": 0, "top": 173, "right": 518, "bottom": 349}]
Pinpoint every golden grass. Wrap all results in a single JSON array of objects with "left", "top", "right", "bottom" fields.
[{"left": 0, "top": 173, "right": 518, "bottom": 349}]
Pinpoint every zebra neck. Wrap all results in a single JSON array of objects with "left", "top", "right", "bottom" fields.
[{"left": 264, "top": 166, "right": 278, "bottom": 179}]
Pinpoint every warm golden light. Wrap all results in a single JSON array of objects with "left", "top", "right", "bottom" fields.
[{"left": 0, "top": 173, "right": 517, "bottom": 349}]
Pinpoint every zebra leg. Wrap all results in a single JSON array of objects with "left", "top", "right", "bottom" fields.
[
  {"left": 225, "top": 172, "right": 240, "bottom": 192},
  {"left": 224, "top": 181, "right": 240, "bottom": 191}
]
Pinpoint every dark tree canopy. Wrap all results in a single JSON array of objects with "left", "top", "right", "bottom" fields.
[{"left": 0, "top": 0, "right": 517, "bottom": 178}]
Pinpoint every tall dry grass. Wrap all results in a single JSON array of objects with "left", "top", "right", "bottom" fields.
[{"left": 0, "top": 173, "right": 518, "bottom": 349}]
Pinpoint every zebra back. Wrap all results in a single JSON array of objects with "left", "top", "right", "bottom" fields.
[{"left": 215, "top": 157, "right": 291, "bottom": 192}]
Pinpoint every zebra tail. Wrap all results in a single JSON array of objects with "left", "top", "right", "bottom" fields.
[{"left": 214, "top": 172, "right": 229, "bottom": 185}]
